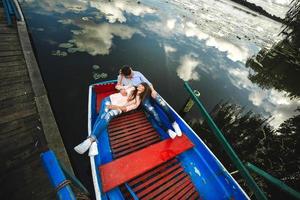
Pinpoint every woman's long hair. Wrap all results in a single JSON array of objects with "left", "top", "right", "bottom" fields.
[{"left": 128, "top": 82, "right": 151, "bottom": 103}]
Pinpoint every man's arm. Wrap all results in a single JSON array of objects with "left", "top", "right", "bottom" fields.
[
  {"left": 138, "top": 72, "right": 158, "bottom": 98},
  {"left": 115, "top": 74, "right": 126, "bottom": 90}
]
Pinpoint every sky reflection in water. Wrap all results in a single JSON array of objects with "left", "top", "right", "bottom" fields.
[{"left": 19, "top": 0, "right": 299, "bottom": 129}]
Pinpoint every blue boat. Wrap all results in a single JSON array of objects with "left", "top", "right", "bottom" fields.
[{"left": 88, "top": 80, "right": 249, "bottom": 200}]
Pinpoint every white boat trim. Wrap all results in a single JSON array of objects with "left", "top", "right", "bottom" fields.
[{"left": 88, "top": 85, "right": 102, "bottom": 200}]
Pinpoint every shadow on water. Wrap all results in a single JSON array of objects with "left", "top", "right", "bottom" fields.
[{"left": 17, "top": 0, "right": 299, "bottom": 199}]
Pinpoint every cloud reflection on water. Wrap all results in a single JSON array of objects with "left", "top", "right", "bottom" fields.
[
  {"left": 176, "top": 54, "right": 200, "bottom": 81},
  {"left": 58, "top": 20, "right": 144, "bottom": 56},
  {"left": 90, "top": 0, "right": 155, "bottom": 23}
]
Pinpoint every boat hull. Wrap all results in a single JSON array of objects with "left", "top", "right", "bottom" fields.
[{"left": 88, "top": 80, "right": 249, "bottom": 200}]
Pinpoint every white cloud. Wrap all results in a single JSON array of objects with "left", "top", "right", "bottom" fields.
[
  {"left": 90, "top": 0, "right": 155, "bottom": 23},
  {"left": 166, "top": 19, "right": 176, "bottom": 30},
  {"left": 184, "top": 22, "right": 209, "bottom": 40},
  {"left": 58, "top": 21, "right": 143, "bottom": 56},
  {"left": 19, "top": 0, "right": 88, "bottom": 14},
  {"left": 176, "top": 54, "right": 200, "bottom": 81},
  {"left": 227, "top": 66, "right": 300, "bottom": 128},
  {"left": 164, "top": 44, "right": 177, "bottom": 55},
  {"left": 184, "top": 22, "right": 249, "bottom": 63},
  {"left": 205, "top": 37, "right": 249, "bottom": 63}
]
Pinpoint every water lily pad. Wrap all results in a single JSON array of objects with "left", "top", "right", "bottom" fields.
[
  {"left": 92, "top": 65, "right": 100, "bottom": 70},
  {"left": 52, "top": 50, "right": 67, "bottom": 57}
]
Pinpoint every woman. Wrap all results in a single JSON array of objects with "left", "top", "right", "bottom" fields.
[{"left": 74, "top": 82, "right": 151, "bottom": 156}]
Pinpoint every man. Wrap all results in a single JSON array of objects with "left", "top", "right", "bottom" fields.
[{"left": 115, "top": 65, "right": 182, "bottom": 139}]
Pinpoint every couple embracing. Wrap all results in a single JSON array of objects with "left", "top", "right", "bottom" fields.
[{"left": 74, "top": 65, "right": 182, "bottom": 156}]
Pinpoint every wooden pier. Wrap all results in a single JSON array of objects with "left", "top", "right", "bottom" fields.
[{"left": 0, "top": 2, "right": 74, "bottom": 200}]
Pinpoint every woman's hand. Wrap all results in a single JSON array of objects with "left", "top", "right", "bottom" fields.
[
  {"left": 151, "top": 90, "right": 158, "bottom": 98},
  {"left": 107, "top": 105, "right": 116, "bottom": 110},
  {"left": 107, "top": 105, "right": 127, "bottom": 112}
]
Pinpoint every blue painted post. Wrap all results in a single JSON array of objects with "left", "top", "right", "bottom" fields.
[{"left": 41, "top": 150, "right": 76, "bottom": 200}]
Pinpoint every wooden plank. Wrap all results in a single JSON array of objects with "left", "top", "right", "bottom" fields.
[
  {"left": 0, "top": 50, "right": 22, "bottom": 57},
  {"left": 114, "top": 137, "right": 161, "bottom": 158},
  {"left": 173, "top": 183, "right": 194, "bottom": 200},
  {"left": 112, "top": 135, "right": 161, "bottom": 153},
  {"left": 108, "top": 118, "right": 149, "bottom": 132},
  {"left": 109, "top": 123, "right": 153, "bottom": 137},
  {"left": 0, "top": 44, "right": 21, "bottom": 51},
  {"left": 133, "top": 163, "right": 182, "bottom": 192},
  {"left": 177, "top": 186, "right": 197, "bottom": 200},
  {"left": 110, "top": 130, "right": 158, "bottom": 148},
  {"left": 109, "top": 114, "right": 147, "bottom": 127},
  {"left": 100, "top": 135, "right": 194, "bottom": 192},
  {"left": 109, "top": 124, "right": 154, "bottom": 141},
  {"left": 0, "top": 35, "right": 19, "bottom": 42},
  {"left": 0, "top": 113, "right": 39, "bottom": 136},
  {"left": 0, "top": 69, "right": 27, "bottom": 79},
  {"left": 0, "top": 75, "right": 29, "bottom": 86},
  {"left": 0, "top": 41, "right": 20, "bottom": 47},
  {"left": 0, "top": 55, "right": 23, "bottom": 62},
  {"left": 128, "top": 159, "right": 178, "bottom": 186},
  {"left": 157, "top": 175, "right": 192, "bottom": 199},
  {"left": 140, "top": 172, "right": 187, "bottom": 199},
  {"left": 109, "top": 127, "right": 155, "bottom": 143},
  {"left": 0, "top": 60, "right": 25, "bottom": 67},
  {"left": 110, "top": 111, "right": 144, "bottom": 124},
  {"left": 0, "top": 81, "right": 33, "bottom": 101},
  {"left": 0, "top": 64, "right": 27, "bottom": 73}
]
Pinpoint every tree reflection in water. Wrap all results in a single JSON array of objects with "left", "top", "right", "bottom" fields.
[
  {"left": 198, "top": 2, "right": 300, "bottom": 198},
  {"left": 190, "top": 102, "right": 299, "bottom": 199},
  {"left": 246, "top": 1, "right": 300, "bottom": 99}
]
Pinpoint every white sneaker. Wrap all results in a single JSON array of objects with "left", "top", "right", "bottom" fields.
[
  {"left": 172, "top": 122, "right": 182, "bottom": 137},
  {"left": 74, "top": 139, "right": 92, "bottom": 154},
  {"left": 167, "top": 129, "right": 177, "bottom": 139},
  {"left": 88, "top": 142, "right": 98, "bottom": 156}
]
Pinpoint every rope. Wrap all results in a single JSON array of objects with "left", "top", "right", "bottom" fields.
[{"left": 55, "top": 180, "right": 72, "bottom": 193}]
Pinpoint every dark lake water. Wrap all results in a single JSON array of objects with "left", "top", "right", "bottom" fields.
[{"left": 18, "top": 0, "right": 298, "bottom": 197}]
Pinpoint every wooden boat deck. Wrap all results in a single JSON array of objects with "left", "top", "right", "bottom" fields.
[{"left": 107, "top": 110, "right": 201, "bottom": 199}]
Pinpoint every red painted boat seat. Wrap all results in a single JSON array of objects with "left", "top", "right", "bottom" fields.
[
  {"left": 99, "top": 135, "right": 194, "bottom": 192},
  {"left": 94, "top": 83, "right": 117, "bottom": 113}
]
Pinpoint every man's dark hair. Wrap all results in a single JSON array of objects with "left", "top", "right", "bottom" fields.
[{"left": 120, "top": 65, "right": 132, "bottom": 76}]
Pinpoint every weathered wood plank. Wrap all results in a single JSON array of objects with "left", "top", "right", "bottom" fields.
[
  {"left": 0, "top": 35, "right": 19, "bottom": 42},
  {"left": 0, "top": 92, "right": 35, "bottom": 108},
  {"left": 0, "top": 60, "right": 25, "bottom": 67},
  {"left": 0, "top": 42, "right": 21, "bottom": 48},
  {"left": 0, "top": 116, "right": 39, "bottom": 138},
  {"left": 0, "top": 113, "right": 39, "bottom": 136},
  {"left": 0, "top": 106, "right": 37, "bottom": 124},
  {"left": 0, "top": 50, "right": 22, "bottom": 57},
  {"left": 0, "top": 64, "right": 26, "bottom": 72},
  {"left": 0, "top": 74, "right": 29, "bottom": 86},
  {"left": 0, "top": 55, "right": 24, "bottom": 63},
  {"left": 0, "top": 69, "right": 27, "bottom": 80},
  {"left": 0, "top": 44, "right": 21, "bottom": 51},
  {"left": 0, "top": 81, "right": 33, "bottom": 101}
]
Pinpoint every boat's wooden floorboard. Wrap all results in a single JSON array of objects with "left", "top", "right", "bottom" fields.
[
  {"left": 107, "top": 110, "right": 201, "bottom": 200},
  {"left": 0, "top": 5, "right": 56, "bottom": 200}
]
